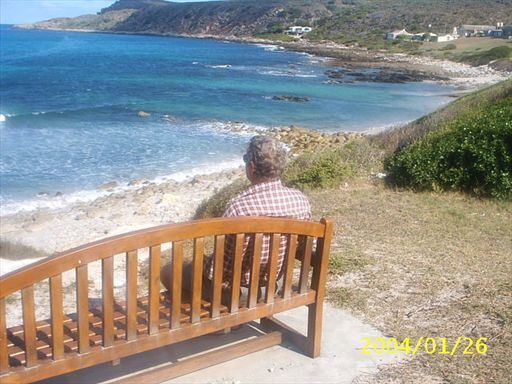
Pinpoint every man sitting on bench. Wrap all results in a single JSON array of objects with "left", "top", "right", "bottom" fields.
[{"left": 161, "top": 135, "right": 311, "bottom": 301}]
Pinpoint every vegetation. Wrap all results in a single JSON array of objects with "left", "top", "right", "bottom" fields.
[
  {"left": 309, "top": 181, "right": 512, "bottom": 383},
  {"left": 373, "top": 79, "right": 512, "bottom": 153},
  {"left": 24, "top": 0, "right": 512, "bottom": 53},
  {"left": 385, "top": 96, "right": 512, "bottom": 198},
  {"left": 194, "top": 179, "right": 249, "bottom": 219},
  {"left": 459, "top": 45, "right": 512, "bottom": 66},
  {"left": 284, "top": 139, "right": 384, "bottom": 189},
  {"left": 0, "top": 241, "right": 48, "bottom": 260}
]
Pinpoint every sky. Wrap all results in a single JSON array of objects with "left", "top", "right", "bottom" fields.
[{"left": 0, "top": 0, "right": 202, "bottom": 24}]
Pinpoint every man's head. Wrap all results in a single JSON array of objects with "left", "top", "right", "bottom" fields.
[{"left": 243, "top": 135, "right": 287, "bottom": 184}]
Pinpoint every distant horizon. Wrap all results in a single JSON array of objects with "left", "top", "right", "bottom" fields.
[{"left": 0, "top": 0, "right": 207, "bottom": 25}]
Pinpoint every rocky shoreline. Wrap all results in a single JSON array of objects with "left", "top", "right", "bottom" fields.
[{"left": 13, "top": 25, "right": 511, "bottom": 88}]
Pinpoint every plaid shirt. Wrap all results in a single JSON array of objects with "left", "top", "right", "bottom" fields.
[{"left": 204, "top": 179, "right": 311, "bottom": 286}]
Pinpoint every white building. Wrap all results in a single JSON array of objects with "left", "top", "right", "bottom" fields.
[
  {"left": 430, "top": 34, "right": 458, "bottom": 42},
  {"left": 287, "top": 26, "right": 313, "bottom": 35},
  {"left": 385, "top": 29, "right": 413, "bottom": 40}
]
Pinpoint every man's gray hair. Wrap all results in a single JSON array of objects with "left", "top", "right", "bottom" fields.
[{"left": 246, "top": 135, "right": 287, "bottom": 179}]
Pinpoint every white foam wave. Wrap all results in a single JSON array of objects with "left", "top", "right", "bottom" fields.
[
  {"left": 207, "top": 64, "right": 232, "bottom": 68},
  {"left": 257, "top": 69, "right": 317, "bottom": 78},
  {"left": 0, "top": 114, "right": 5, "bottom": 122},
  {"left": 255, "top": 44, "right": 284, "bottom": 52}
]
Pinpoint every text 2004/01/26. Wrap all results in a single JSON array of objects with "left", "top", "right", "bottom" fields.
[{"left": 361, "top": 337, "right": 489, "bottom": 356}]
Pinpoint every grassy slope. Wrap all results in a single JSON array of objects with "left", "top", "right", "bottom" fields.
[
  {"left": 372, "top": 78, "right": 512, "bottom": 153},
  {"left": 310, "top": 181, "right": 511, "bottom": 383}
]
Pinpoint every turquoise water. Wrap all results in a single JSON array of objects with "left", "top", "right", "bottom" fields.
[{"left": 0, "top": 25, "right": 455, "bottom": 212}]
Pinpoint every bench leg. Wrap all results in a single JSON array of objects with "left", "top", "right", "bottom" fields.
[
  {"left": 306, "top": 302, "right": 322, "bottom": 358},
  {"left": 260, "top": 302, "right": 323, "bottom": 358}
]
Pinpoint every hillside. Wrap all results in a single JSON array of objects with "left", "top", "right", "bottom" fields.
[{"left": 17, "top": 0, "right": 512, "bottom": 46}]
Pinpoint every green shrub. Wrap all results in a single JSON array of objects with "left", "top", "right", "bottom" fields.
[
  {"left": 0, "top": 241, "right": 48, "bottom": 260},
  {"left": 385, "top": 97, "right": 512, "bottom": 198},
  {"left": 440, "top": 43, "right": 456, "bottom": 51},
  {"left": 284, "top": 139, "right": 384, "bottom": 190},
  {"left": 194, "top": 178, "right": 249, "bottom": 219},
  {"left": 461, "top": 46, "right": 512, "bottom": 66}
]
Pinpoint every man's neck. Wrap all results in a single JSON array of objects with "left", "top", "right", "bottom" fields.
[{"left": 250, "top": 177, "right": 280, "bottom": 186}]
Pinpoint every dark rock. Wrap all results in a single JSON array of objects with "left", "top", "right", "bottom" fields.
[{"left": 272, "top": 95, "right": 309, "bottom": 102}]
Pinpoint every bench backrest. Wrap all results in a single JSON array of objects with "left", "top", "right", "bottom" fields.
[{"left": 0, "top": 217, "right": 332, "bottom": 382}]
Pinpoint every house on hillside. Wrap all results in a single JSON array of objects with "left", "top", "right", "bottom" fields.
[
  {"left": 412, "top": 33, "right": 426, "bottom": 41},
  {"left": 430, "top": 34, "right": 458, "bottom": 42},
  {"left": 458, "top": 24, "right": 499, "bottom": 37},
  {"left": 503, "top": 25, "right": 512, "bottom": 38},
  {"left": 385, "top": 29, "right": 412, "bottom": 40},
  {"left": 286, "top": 26, "right": 312, "bottom": 35}
]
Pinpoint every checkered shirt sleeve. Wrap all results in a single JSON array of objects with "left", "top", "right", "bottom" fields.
[{"left": 204, "top": 180, "right": 311, "bottom": 286}]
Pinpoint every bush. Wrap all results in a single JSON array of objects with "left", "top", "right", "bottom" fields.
[
  {"left": 284, "top": 139, "right": 384, "bottom": 190},
  {"left": 0, "top": 241, "right": 48, "bottom": 260},
  {"left": 440, "top": 43, "right": 456, "bottom": 51},
  {"left": 385, "top": 97, "right": 512, "bottom": 198},
  {"left": 461, "top": 46, "right": 512, "bottom": 66},
  {"left": 194, "top": 178, "right": 249, "bottom": 219}
]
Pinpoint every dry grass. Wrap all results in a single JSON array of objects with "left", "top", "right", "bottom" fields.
[
  {"left": 420, "top": 37, "right": 512, "bottom": 60},
  {"left": 308, "top": 178, "right": 512, "bottom": 383}
]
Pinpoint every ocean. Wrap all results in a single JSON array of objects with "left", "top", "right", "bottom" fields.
[{"left": 0, "top": 25, "right": 456, "bottom": 214}]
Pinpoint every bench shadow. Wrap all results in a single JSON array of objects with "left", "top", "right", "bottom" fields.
[{"left": 34, "top": 320, "right": 301, "bottom": 384}]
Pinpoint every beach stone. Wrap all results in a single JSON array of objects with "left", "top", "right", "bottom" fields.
[
  {"left": 138, "top": 111, "right": 151, "bottom": 118},
  {"left": 128, "top": 178, "right": 147, "bottom": 186}
]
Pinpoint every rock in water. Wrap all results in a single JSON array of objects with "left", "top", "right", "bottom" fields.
[
  {"left": 138, "top": 111, "right": 151, "bottom": 117},
  {"left": 272, "top": 95, "right": 310, "bottom": 102}
]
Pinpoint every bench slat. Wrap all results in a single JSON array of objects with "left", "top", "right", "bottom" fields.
[
  {"left": 0, "top": 298, "right": 8, "bottom": 373},
  {"left": 50, "top": 275, "right": 64, "bottom": 360},
  {"left": 148, "top": 245, "right": 161, "bottom": 334},
  {"left": 171, "top": 241, "right": 183, "bottom": 329},
  {"left": 299, "top": 236, "right": 313, "bottom": 294},
  {"left": 126, "top": 250, "right": 138, "bottom": 340},
  {"left": 211, "top": 235, "right": 225, "bottom": 319},
  {"left": 102, "top": 256, "right": 115, "bottom": 347},
  {"left": 191, "top": 238, "right": 204, "bottom": 324},
  {"left": 76, "top": 265, "right": 90, "bottom": 354},
  {"left": 229, "top": 234, "right": 244, "bottom": 313},
  {"left": 282, "top": 234, "right": 298, "bottom": 299},
  {"left": 21, "top": 286, "right": 37, "bottom": 367},
  {"left": 265, "top": 234, "right": 281, "bottom": 304},
  {"left": 247, "top": 234, "right": 263, "bottom": 308}
]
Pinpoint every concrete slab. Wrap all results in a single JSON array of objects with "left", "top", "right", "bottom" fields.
[{"left": 38, "top": 303, "right": 404, "bottom": 384}]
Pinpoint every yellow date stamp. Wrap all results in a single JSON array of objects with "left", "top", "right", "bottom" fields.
[{"left": 361, "top": 337, "right": 489, "bottom": 356}]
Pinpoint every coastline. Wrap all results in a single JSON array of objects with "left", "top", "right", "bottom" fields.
[
  {"left": 12, "top": 25, "right": 511, "bottom": 89},
  {"left": 1, "top": 27, "right": 509, "bottom": 273}
]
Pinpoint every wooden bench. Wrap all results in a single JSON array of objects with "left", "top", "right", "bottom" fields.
[{"left": 0, "top": 217, "right": 333, "bottom": 383}]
